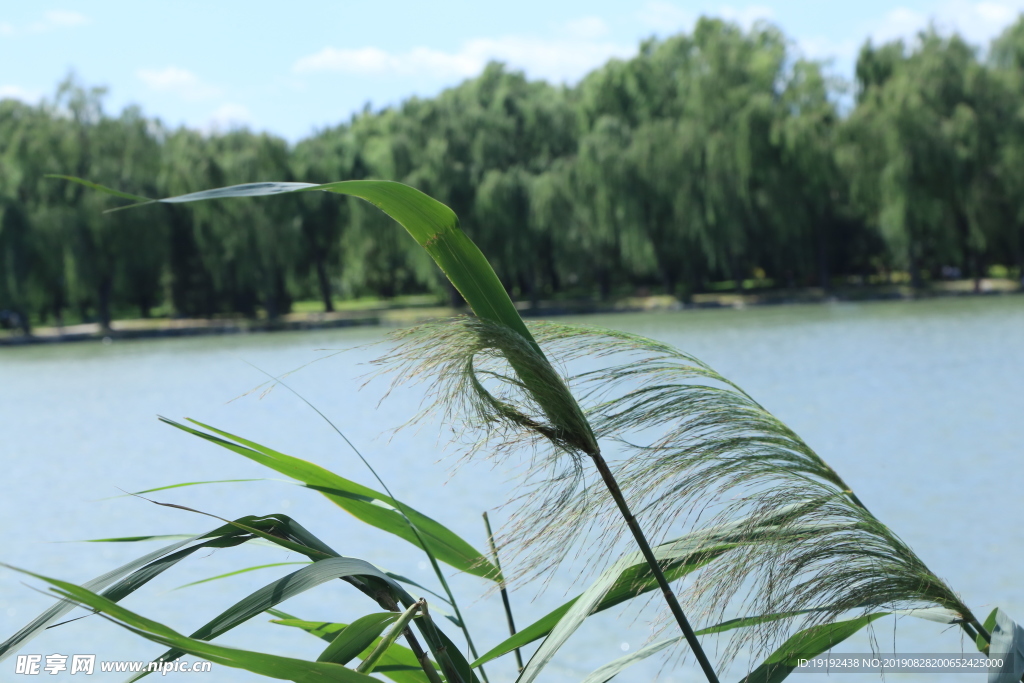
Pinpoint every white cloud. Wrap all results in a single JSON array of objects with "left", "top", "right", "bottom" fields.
[
  {"left": 0, "top": 22, "right": 14, "bottom": 36},
  {"left": 136, "top": 66, "right": 220, "bottom": 101},
  {"left": 978, "top": 1, "right": 1019, "bottom": 22},
  {"left": 719, "top": 4, "right": 775, "bottom": 29},
  {"left": 638, "top": 1, "right": 694, "bottom": 32},
  {"left": 866, "top": 1, "right": 1024, "bottom": 47},
  {"left": 26, "top": 9, "right": 90, "bottom": 32},
  {"left": 0, "top": 85, "right": 43, "bottom": 103},
  {"left": 566, "top": 16, "right": 609, "bottom": 40},
  {"left": 44, "top": 10, "right": 88, "bottom": 27},
  {"left": 870, "top": 6, "right": 929, "bottom": 44},
  {"left": 639, "top": 2, "right": 774, "bottom": 34},
  {"left": 938, "top": 0, "right": 1024, "bottom": 44},
  {"left": 204, "top": 103, "right": 252, "bottom": 134},
  {"left": 294, "top": 34, "right": 634, "bottom": 84},
  {"left": 799, "top": 36, "right": 860, "bottom": 63},
  {"left": 792, "top": 1, "right": 1024, "bottom": 74}
]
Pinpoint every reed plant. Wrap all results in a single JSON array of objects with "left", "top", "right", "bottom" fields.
[{"left": 1, "top": 176, "right": 1021, "bottom": 682}]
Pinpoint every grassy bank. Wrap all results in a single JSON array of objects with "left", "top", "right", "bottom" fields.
[{"left": 2, "top": 278, "right": 1019, "bottom": 347}]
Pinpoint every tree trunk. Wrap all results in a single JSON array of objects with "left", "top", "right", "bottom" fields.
[
  {"left": 15, "top": 307, "right": 30, "bottom": 335},
  {"left": 597, "top": 267, "right": 612, "bottom": 301},
  {"left": 660, "top": 259, "right": 677, "bottom": 297},
  {"left": 138, "top": 291, "right": 152, "bottom": 319},
  {"left": 817, "top": 220, "right": 830, "bottom": 291},
  {"left": 909, "top": 255, "right": 922, "bottom": 290},
  {"left": 97, "top": 276, "right": 113, "bottom": 331},
  {"left": 730, "top": 253, "right": 744, "bottom": 293},
  {"left": 315, "top": 256, "right": 334, "bottom": 312}
]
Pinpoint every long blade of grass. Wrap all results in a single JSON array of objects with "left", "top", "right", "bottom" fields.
[
  {"left": 76, "top": 534, "right": 199, "bottom": 543},
  {"left": 104, "top": 479, "right": 266, "bottom": 498},
  {"left": 577, "top": 609, "right": 850, "bottom": 683},
  {"left": 166, "top": 414, "right": 492, "bottom": 679},
  {"left": 581, "top": 635, "right": 685, "bottom": 683},
  {"left": 46, "top": 174, "right": 153, "bottom": 202},
  {"left": 161, "top": 417, "right": 498, "bottom": 580},
  {"left": 0, "top": 517, "right": 268, "bottom": 660},
  {"left": 238, "top": 362, "right": 487, "bottom": 678},
  {"left": 581, "top": 605, "right": 963, "bottom": 683},
  {"left": 739, "top": 613, "right": 889, "bottom": 683},
  {"left": 317, "top": 612, "right": 401, "bottom": 665},
  {"left": 6, "top": 564, "right": 379, "bottom": 682},
  {"left": 54, "top": 176, "right": 535, "bottom": 351},
  {"left": 129, "top": 556, "right": 403, "bottom": 680},
  {"left": 516, "top": 552, "right": 638, "bottom": 683},
  {"left": 173, "top": 562, "right": 312, "bottom": 590}
]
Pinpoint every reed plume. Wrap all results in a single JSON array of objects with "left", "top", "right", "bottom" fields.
[{"left": 375, "top": 316, "right": 984, "bottom": 672}]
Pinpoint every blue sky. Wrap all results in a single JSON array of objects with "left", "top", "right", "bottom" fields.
[{"left": 2, "top": 0, "right": 1023, "bottom": 141}]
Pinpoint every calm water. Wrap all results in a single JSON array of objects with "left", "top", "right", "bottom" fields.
[{"left": 2, "top": 297, "right": 1022, "bottom": 682}]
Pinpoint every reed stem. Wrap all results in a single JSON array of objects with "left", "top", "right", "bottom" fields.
[
  {"left": 589, "top": 450, "right": 720, "bottom": 683},
  {"left": 482, "top": 511, "right": 524, "bottom": 672},
  {"left": 403, "top": 627, "right": 445, "bottom": 683}
]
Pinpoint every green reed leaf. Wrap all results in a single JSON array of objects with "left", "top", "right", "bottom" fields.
[
  {"left": 5, "top": 564, "right": 377, "bottom": 682},
  {"left": 161, "top": 417, "right": 498, "bottom": 581},
  {"left": 317, "top": 613, "right": 401, "bottom": 665},
  {"left": 134, "top": 556, "right": 401, "bottom": 678},
  {"left": 173, "top": 562, "right": 312, "bottom": 590},
  {"left": 0, "top": 516, "right": 283, "bottom": 660},
  {"left": 740, "top": 613, "right": 888, "bottom": 683}
]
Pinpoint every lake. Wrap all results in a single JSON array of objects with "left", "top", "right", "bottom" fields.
[{"left": 2, "top": 296, "right": 1022, "bottom": 682}]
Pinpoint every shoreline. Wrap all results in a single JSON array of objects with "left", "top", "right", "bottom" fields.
[{"left": 2, "top": 279, "right": 1020, "bottom": 347}]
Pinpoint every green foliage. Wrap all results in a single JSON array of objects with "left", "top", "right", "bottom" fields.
[
  {"left": 5, "top": 19, "right": 1024, "bottom": 333},
  {"left": 161, "top": 417, "right": 498, "bottom": 580}
]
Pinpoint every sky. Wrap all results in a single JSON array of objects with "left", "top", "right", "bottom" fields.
[{"left": 2, "top": 0, "right": 1024, "bottom": 142}]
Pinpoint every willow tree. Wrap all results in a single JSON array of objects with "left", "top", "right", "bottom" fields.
[{"left": 841, "top": 32, "right": 1004, "bottom": 287}]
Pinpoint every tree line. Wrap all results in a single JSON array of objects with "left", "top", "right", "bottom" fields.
[{"left": 3, "top": 17, "right": 1024, "bottom": 332}]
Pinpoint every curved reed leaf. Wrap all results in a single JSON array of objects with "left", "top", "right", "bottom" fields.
[
  {"left": 51, "top": 175, "right": 535, "bottom": 349},
  {"left": 77, "top": 534, "right": 198, "bottom": 543},
  {"left": 0, "top": 516, "right": 284, "bottom": 661},
  {"left": 5, "top": 564, "right": 379, "bottom": 682},
  {"left": 139, "top": 557, "right": 404, "bottom": 673},
  {"left": 162, "top": 417, "right": 498, "bottom": 580},
  {"left": 118, "top": 479, "right": 266, "bottom": 496},
  {"left": 580, "top": 636, "right": 685, "bottom": 683},
  {"left": 173, "top": 562, "right": 312, "bottom": 590},
  {"left": 740, "top": 613, "right": 888, "bottom": 683},
  {"left": 316, "top": 612, "right": 401, "bottom": 665}
]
